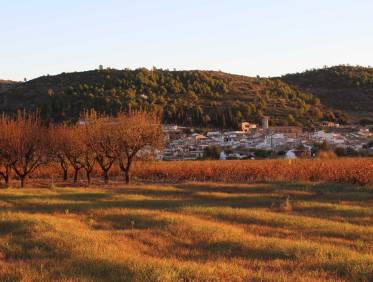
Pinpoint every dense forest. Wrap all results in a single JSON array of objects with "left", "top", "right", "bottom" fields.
[
  {"left": 0, "top": 68, "right": 346, "bottom": 129},
  {"left": 0, "top": 80, "right": 19, "bottom": 93},
  {"left": 281, "top": 65, "right": 373, "bottom": 122}
]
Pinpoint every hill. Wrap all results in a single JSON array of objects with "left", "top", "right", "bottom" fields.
[
  {"left": 0, "top": 69, "right": 334, "bottom": 128},
  {"left": 281, "top": 65, "right": 373, "bottom": 123},
  {"left": 0, "top": 68, "right": 342, "bottom": 128},
  {"left": 0, "top": 80, "right": 19, "bottom": 93}
]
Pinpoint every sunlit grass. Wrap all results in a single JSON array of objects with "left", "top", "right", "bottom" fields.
[{"left": 0, "top": 182, "right": 372, "bottom": 281}]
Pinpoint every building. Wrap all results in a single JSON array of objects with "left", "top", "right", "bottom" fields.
[
  {"left": 320, "top": 121, "right": 340, "bottom": 128},
  {"left": 206, "top": 131, "right": 221, "bottom": 137},
  {"left": 262, "top": 116, "right": 270, "bottom": 129},
  {"left": 266, "top": 126, "right": 303, "bottom": 138},
  {"left": 241, "top": 122, "right": 257, "bottom": 132},
  {"left": 312, "top": 131, "right": 346, "bottom": 145}
]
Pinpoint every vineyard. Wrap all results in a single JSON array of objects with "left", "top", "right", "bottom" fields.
[
  {"left": 24, "top": 158, "right": 373, "bottom": 188},
  {"left": 133, "top": 159, "right": 373, "bottom": 185}
]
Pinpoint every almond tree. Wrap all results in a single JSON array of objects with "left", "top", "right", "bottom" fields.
[
  {"left": 0, "top": 115, "right": 12, "bottom": 186},
  {"left": 0, "top": 161, "right": 11, "bottom": 187},
  {"left": 49, "top": 124, "right": 96, "bottom": 184},
  {"left": 82, "top": 111, "right": 116, "bottom": 184},
  {"left": 114, "top": 112, "right": 164, "bottom": 184},
  {"left": 79, "top": 128, "right": 96, "bottom": 185},
  {"left": 5, "top": 112, "right": 48, "bottom": 188},
  {"left": 48, "top": 124, "right": 70, "bottom": 180},
  {"left": 62, "top": 125, "right": 85, "bottom": 183}
]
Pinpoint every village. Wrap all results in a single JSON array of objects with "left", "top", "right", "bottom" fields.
[{"left": 158, "top": 117, "right": 373, "bottom": 160}]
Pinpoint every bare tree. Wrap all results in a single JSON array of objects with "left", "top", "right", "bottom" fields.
[
  {"left": 114, "top": 112, "right": 164, "bottom": 184},
  {"left": 82, "top": 111, "right": 116, "bottom": 184},
  {"left": 79, "top": 128, "right": 96, "bottom": 185},
  {"left": 0, "top": 162, "right": 11, "bottom": 187},
  {"left": 0, "top": 110, "right": 164, "bottom": 188},
  {"left": 48, "top": 124, "right": 70, "bottom": 181},
  {"left": 0, "top": 115, "right": 12, "bottom": 186},
  {"left": 62, "top": 125, "right": 85, "bottom": 183},
  {"left": 3, "top": 112, "right": 48, "bottom": 188}
]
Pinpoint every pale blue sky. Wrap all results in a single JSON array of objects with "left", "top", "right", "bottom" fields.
[{"left": 1, "top": 0, "right": 373, "bottom": 80}]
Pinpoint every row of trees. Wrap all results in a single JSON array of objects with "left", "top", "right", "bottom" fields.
[{"left": 0, "top": 111, "right": 164, "bottom": 187}]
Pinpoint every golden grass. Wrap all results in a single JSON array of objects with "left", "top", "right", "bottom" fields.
[{"left": 0, "top": 182, "right": 372, "bottom": 281}]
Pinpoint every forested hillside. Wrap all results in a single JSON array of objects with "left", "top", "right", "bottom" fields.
[
  {"left": 281, "top": 65, "right": 373, "bottom": 122},
  {"left": 0, "top": 68, "right": 343, "bottom": 128},
  {"left": 0, "top": 80, "right": 19, "bottom": 93}
]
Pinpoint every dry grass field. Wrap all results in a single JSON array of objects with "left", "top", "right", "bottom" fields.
[{"left": 0, "top": 181, "right": 372, "bottom": 281}]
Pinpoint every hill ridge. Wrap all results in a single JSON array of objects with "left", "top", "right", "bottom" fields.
[
  {"left": 280, "top": 65, "right": 373, "bottom": 122},
  {"left": 0, "top": 67, "right": 359, "bottom": 127}
]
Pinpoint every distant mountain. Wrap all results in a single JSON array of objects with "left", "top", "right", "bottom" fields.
[
  {"left": 0, "top": 80, "right": 19, "bottom": 93},
  {"left": 0, "top": 68, "right": 345, "bottom": 128},
  {"left": 281, "top": 65, "right": 373, "bottom": 122}
]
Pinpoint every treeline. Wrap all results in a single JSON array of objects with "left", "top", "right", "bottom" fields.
[
  {"left": 281, "top": 65, "right": 373, "bottom": 89},
  {"left": 0, "top": 80, "right": 19, "bottom": 93},
  {"left": 0, "top": 111, "right": 164, "bottom": 188},
  {"left": 0, "top": 68, "right": 342, "bottom": 128},
  {"left": 281, "top": 65, "right": 373, "bottom": 119}
]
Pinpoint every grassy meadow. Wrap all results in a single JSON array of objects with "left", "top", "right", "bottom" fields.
[{"left": 0, "top": 181, "right": 372, "bottom": 281}]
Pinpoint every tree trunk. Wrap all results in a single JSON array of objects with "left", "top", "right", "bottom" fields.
[
  {"left": 20, "top": 177, "right": 25, "bottom": 188},
  {"left": 119, "top": 157, "right": 133, "bottom": 185},
  {"left": 63, "top": 169, "right": 68, "bottom": 181},
  {"left": 86, "top": 170, "right": 91, "bottom": 185},
  {"left": 103, "top": 170, "right": 109, "bottom": 184},
  {"left": 60, "top": 160, "right": 68, "bottom": 181},
  {"left": 4, "top": 175, "right": 9, "bottom": 187},
  {"left": 0, "top": 168, "right": 11, "bottom": 188},
  {"left": 0, "top": 175, "right": 9, "bottom": 187},
  {"left": 125, "top": 170, "right": 130, "bottom": 184},
  {"left": 73, "top": 168, "right": 79, "bottom": 183}
]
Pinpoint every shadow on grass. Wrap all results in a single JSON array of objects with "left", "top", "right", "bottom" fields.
[
  {"left": 64, "top": 258, "right": 135, "bottom": 282},
  {"left": 92, "top": 213, "right": 171, "bottom": 231},
  {"left": 175, "top": 183, "right": 277, "bottom": 195},
  {"left": 174, "top": 239, "right": 305, "bottom": 262},
  {"left": 188, "top": 209, "right": 371, "bottom": 241},
  {"left": 0, "top": 182, "right": 372, "bottom": 223},
  {"left": 294, "top": 205, "right": 373, "bottom": 221},
  {"left": 0, "top": 219, "right": 34, "bottom": 236},
  {"left": 0, "top": 196, "right": 287, "bottom": 215},
  {"left": 0, "top": 220, "right": 67, "bottom": 261},
  {"left": 56, "top": 192, "right": 114, "bottom": 202}
]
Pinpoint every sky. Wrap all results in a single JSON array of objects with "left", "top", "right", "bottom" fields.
[{"left": 1, "top": 0, "right": 373, "bottom": 80}]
